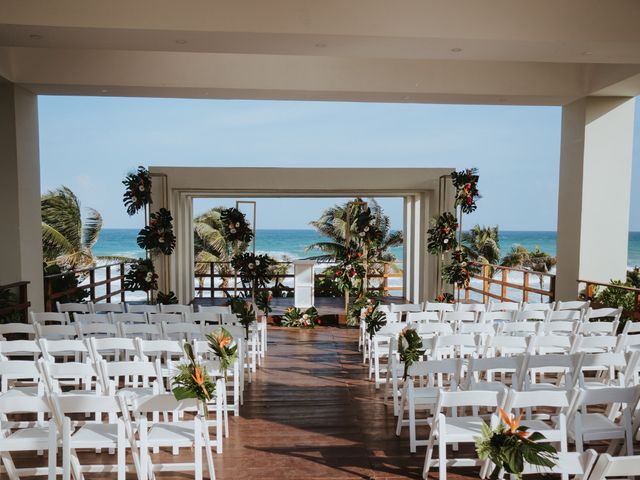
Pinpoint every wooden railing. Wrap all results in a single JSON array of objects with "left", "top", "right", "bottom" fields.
[
  {"left": 194, "top": 261, "right": 403, "bottom": 298},
  {"left": 0, "top": 281, "right": 30, "bottom": 323},
  {"left": 465, "top": 263, "right": 555, "bottom": 303},
  {"left": 579, "top": 279, "right": 640, "bottom": 321},
  {"left": 44, "top": 262, "right": 129, "bottom": 312}
]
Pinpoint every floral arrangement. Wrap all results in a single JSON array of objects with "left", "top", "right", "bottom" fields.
[
  {"left": 334, "top": 259, "right": 367, "bottom": 295},
  {"left": 122, "top": 166, "right": 152, "bottom": 216},
  {"left": 171, "top": 343, "right": 216, "bottom": 417},
  {"left": 220, "top": 207, "right": 254, "bottom": 244},
  {"left": 398, "top": 327, "right": 425, "bottom": 379},
  {"left": 442, "top": 248, "right": 480, "bottom": 289},
  {"left": 124, "top": 258, "right": 158, "bottom": 292},
  {"left": 347, "top": 293, "right": 374, "bottom": 326},
  {"left": 353, "top": 206, "right": 382, "bottom": 245},
  {"left": 362, "top": 301, "right": 387, "bottom": 339},
  {"left": 228, "top": 296, "right": 256, "bottom": 339},
  {"left": 476, "top": 408, "right": 557, "bottom": 480},
  {"left": 451, "top": 168, "right": 480, "bottom": 214},
  {"left": 136, "top": 208, "right": 176, "bottom": 255},
  {"left": 434, "top": 292, "right": 455, "bottom": 303},
  {"left": 427, "top": 212, "right": 459, "bottom": 254},
  {"left": 281, "top": 306, "right": 319, "bottom": 328},
  {"left": 255, "top": 290, "right": 273, "bottom": 317},
  {"left": 156, "top": 290, "right": 178, "bottom": 304},
  {"left": 206, "top": 327, "right": 238, "bottom": 380},
  {"left": 231, "top": 253, "right": 276, "bottom": 291}
]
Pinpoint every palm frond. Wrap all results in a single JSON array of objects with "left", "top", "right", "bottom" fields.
[{"left": 82, "top": 207, "right": 103, "bottom": 249}]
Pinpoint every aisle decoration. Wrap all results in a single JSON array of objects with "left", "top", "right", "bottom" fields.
[
  {"left": 442, "top": 248, "right": 480, "bottom": 289},
  {"left": 136, "top": 208, "right": 176, "bottom": 255},
  {"left": 256, "top": 290, "right": 273, "bottom": 318},
  {"left": 353, "top": 206, "right": 383, "bottom": 245},
  {"left": 451, "top": 168, "right": 480, "bottom": 214},
  {"left": 171, "top": 343, "right": 216, "bottom": 417},
  {"left": 363, "top": 301, "right": 387, "bottom": 339},
  {"left": 229, "top": 297, "right": 256, "bottom": 340},
  {"left": 124, "top": 258, "right": 158, "bottom": 292},
  {"left": 231, "top": 252, "right": 276, "bottom": 293},
  {"left": 348, "top": 293, "right": 375, "bottom": 326},
  {"left": 281, "top": 306, "right": 319, "bottom": 328},
  {"left": 206, "top": 327, "right": 238, "bottom": 381},
  {"left": 427, "top": 212, "right": 459, "bottom": 254},
  {"left": 122, "top": 166, "right": 152, "bottom": 216},
  {"left": 156, "top": 290, "right": 178, "bottom": 305},
  {"left": 334, "top": 258, "right": 366, "bottom": 295},
  {"left": 221, "top": 207, "right": 254, "bottom": 244},
  {"left": 398, "top": 327, "right": 425, "bottom": 379},
  {"left": 476, "top": 408, "right": 557, "bottom": 480}
]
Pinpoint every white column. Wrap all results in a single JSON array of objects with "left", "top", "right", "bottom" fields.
[
  {"left": 0, "top": 82, "right": 44, "bottom": 311},
  {"left": 402, "top": 196, "right": 414, "bottom": 301},
  {"left": 556, "top": 96, "right": 635, "bottom": 300}
]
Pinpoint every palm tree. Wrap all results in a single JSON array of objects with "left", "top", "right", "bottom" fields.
[
  {"left": 306, "top": 198, "right": 403, "bottom": 264},
  {"left": 501, "top": 245, "right": 556, "bottom": 301},
  {"left": 461, "top": 225, "right": 501, "bottom": 269},
  {"left": 41, "top": 186, "right": 105, "bottom": 270}
]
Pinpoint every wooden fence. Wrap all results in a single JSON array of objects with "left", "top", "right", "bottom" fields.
[
  {"left": 44, "top": 262, "right": 128, "bottom": 312},
  {"left": 465, "top": 263, "right": 556, "bottom": 303}
]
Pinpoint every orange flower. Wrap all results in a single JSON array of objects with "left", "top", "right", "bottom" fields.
[
  {"left": 213, "top": 332, "right": 230, "bottom": 349},
  {"left": 192, "top": 366, "right": 210, "bottom": 400},
  {"left": 499, "top": 408, "right": 529, "bottom": 438}
]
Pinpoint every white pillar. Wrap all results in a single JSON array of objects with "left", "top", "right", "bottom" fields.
[
  {"left": 556, "top": 96, "right": 635, "bottom": 300},
  {"left": 0, "top": 82, "right": 44, "bottom": 311},
  {"left": 402, "top": 196, "right": 414, "bottom": 302}
]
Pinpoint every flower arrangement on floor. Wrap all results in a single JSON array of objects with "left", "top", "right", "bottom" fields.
[
  {"left": 451, "top": 168, "right": 480, "bottom": 214},
  {"left": 476, "top": 408, "right": 557, "bottom": 480},
  {"left": 221, "top": 207, "right": 254, "bottom": 244},
  {"left": 434, "top": 292, "right": 455, "bottom": 303},
  {"left": 124, "top": 258, "right": 158, "bottom": 292},
  {"left": 281, "top": 306, "right": 319, "bottom": 328},
  {"left": 136, "top": 208, "right": 176, "bottom": 255},
  {"left": 228, "top": 296, "right": 256, "bottom": 339},
  {"left": 122, "top": 166, "right": 152, "bottom": 216},
  {"left": 427, "top": 212, "right": 459, "bottom": 254},
  {"left": 206, "top": 327, "right": 238, "bottom": 380},
  {"left": 398, "top": 327, "right": 425, "bottom": 379},
  {"left": 442, "top": 248, "right": 480, "bottom": 289},
  {"left": 231, "top": 252, "right": 276, "bottom": 293},
  {"left": 156, "top": 290, "right": 178, "bottom": 304},
  {"left": 171, "top": 343, "right": 216, "bottom": 417},
  {"left": 362, "top": 301, "right": 387, "bottom": 339}
]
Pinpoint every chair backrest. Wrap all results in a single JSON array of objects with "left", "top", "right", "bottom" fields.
[
  {"left": 111, "top": 312, "right": 147, "bottom": 324},
  {"left": 76, "top": 322, "right": 119, "bottom": 339},
  {"left": 38, "top": 338, "right": 89, "bottom": 361},
  {"left": 578, "top": 320, "right": 618, "bottom": 336},
  {"left": 0, "top": 322, "right": 36, "bottom": 339},
  {"left": 162, "top": 322, "right": 204, "bottom": 341},
  {"left": 406, "top": 311, "right": 440, "bottom": 324},
  {"left": 220, "top": 313, "right": 241, "bottom": 325},
  {"left": 515, "top": 310, "right": 547, "bottom": 322},
  {"left": 126, "top": 304, "right": 159, "bottom": 313},
  {"left": 74, "top": 313, "right": 112, "bottom": 325},
  {"left": 484, "top": 335, "right": 529, "bottom": 356},
  {"left": 0, "top": 393, "right": 50, "bottom": 415},
  {"left": 588, "top": 453, "right": 640, "bottom": 480},
  {"left": 30, "top": 311, "right": 70, "bottom": 325},
  {"left": 38, "top": 359, "right": 101, "bottom": 394},
  {"left": 56, "top": 302, "right": 91, "bottom": 314},
  {"left": 50, "top": 392, "right": 121, "bottom": 418},
  {"left": 389, "top": 303, "right": 422, "bottom": 314},
  {"left": 466, "top": 356, "right": 523, "bottom": 389},
  {"left": 118, "top": 322, "right": 162, "bottom": 339},
  {"left": 0, "top": 360, "right": 41, "bottom": 393},
  {"left": 543, "top": 320, "right": 578, "bottom": 335},
  {"left": 505, "top": 389, "right": 570, "bottom": 410},
  {"left": 575, "top": 352, "right": 626, "bottom": 384},
  {"left": 415, "top": 322, "right": 453, "bottom": 336},
  {"left": 187, "top": 311, "right": 220, "bottom": 326},
  {"left": 90, "top": 302, "right": 125, "bottom": 314},
  {"left": 488, "top": 301, "right": 521, "bottom": 312},
  {"left": 407, "top": 357, "right": 462, "bottom": 378},
  {"left": 442, "top": 311, "right": 476, "bottom": 323},
  {"left": 456, "top": 303, "right": 487, "bottom": 313},
  {"left": 573, "top": 385, "right": 639, "bottom": 411},
  {"left": 88, "top": 337, "right": 137, "bottom": 361},
  {"left": 147, "top": 313, "right": 183, "bottom": 324},
  {"left": 572, "top": 335, "right": 618, "bottom": 354},
  {"left": 521, "top": 302, "right": 555, "bottom": 312},
  {"left": 133, "top": 392, "right": 199, "bottom": 413},
  {"left": 35, "top": 323, "right": 77, "bottom": 340},
  {"left": 423, "top": 302, "right": 454, "bottom": 313},
  {"left": 479, "top": 311, "right": 515, "bottom": 324},
  {"left": 458, "top": 322, "right": 495, "bottom": 335},
  {"left": 197, "top": 305, "right": 231, "bottom": 314},
  {"left": 436, "top": 389, "right": 499, "bottom": 409},
  {"left": 499, "top": 321, "right": 541, "bottom": 336},
  {"left": 160, "top": 304, "right": 193, "bottom": 314},
  {"left": 584, "top": 307, "right": 622, "bottom": 323},
  {"left": 0, "top": 339, "right": 41, "bottom": 358},
  {"left": 555, "top": 300, "right": 590, "bottom": 312},
  {"left": 528, "top": 334, "right": 573, "bottom": 354},
  {"left": 135, "top": 338, "right": 184, "bottom": 361},
  {"left": 547, "top": 310, "right": 582, "bottom": 322},
  {"left": 98, "top": 359, "right": 162, "bottom": 394},
  {"left": 622, "top": 321, "right": 640, "bottom": 335},
  {"left": 375, "top": 323, "right": 407, "bottom": 337}
]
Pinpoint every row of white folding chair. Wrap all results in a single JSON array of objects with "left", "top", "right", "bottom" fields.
[{"left": 56, "top": 301, "right": 206, "bottom": 314}]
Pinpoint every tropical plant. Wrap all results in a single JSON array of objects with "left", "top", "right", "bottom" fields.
[
  {"left": 137, "top": 208, "right": 176, "bottom": 255},
  {"left": 306, "top": 198, "right": 403, "bottom": 264},
  {"left": 122, "top": 166, "right": 152, "bottom": 216},
  {"left": 442, "top": 248, "right": 480, "bottom": 289},
  {"left": 43, "top": 263, "right": 88, "bottom": 305},
  {"left": 230, "top": 252, "right": 276, "bottom": 296},
  {"left": 206, "top": 327, "right": 238, "bottom": 380},
  {"left": 451, "top": 168, "right": 480, "bottom": 214},
  {"left": 593, "top": 281, "right": 636, "bottom": 312},
  {"left": 171, "top": 343, "right": 215, "bottom": 417},
  {"left": 398, "top": 327, "right": 425, "bottom": 379},
  {"left": 220, "top": 207, "right": 254, "bottom": 244},
  {"left": 228, "top": 296, "right": 256, "bottom": 339},
  {"left": 255, "top": 290, "right": 273, "bottom": 317},
  {"left": 462, "top": 225, "right": 501, "bottom": 271},
  {"left": 501, "top": 245, "right": 556, "bottom": 301},
  {"left": 156, "top": 290, "right": 178, "bottom": 305},
  {"left": 334, "top": 259, "right": 367, "bottom": 295},
  {"left": 280, "top": 306, "right": 319, "bottom": 328},
  {"left": 348, "top": 292, "right": 378, "bottom": 326},
  {"left": 363, "top": 302, "right": 387, "bottom": 339},
  {"left": 627, "top": 266, "right": 640, "bottom": 288},
  {"left": 476, "top": 408, "right": 557, "bottom": 480},
  {"left": 427, "top": 212, "right": 459, "bottom": 254},
  {"left": 41, "top": 186, "right": 106, "bottom": 270},
  {"left": 124, "top": 258, "right": 158, "bottom": 292}
]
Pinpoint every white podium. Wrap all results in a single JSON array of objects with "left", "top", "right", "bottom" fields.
[{"left": 293, "top": 260, "right": 315, "bottom": 309}]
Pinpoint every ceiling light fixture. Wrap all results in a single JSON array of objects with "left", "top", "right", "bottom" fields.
[
  {"left": 450, "top": 47, "right": 462, "bottom": 53},
  {"left": 582, "top": 51, "right": 593, "bottom": 56},
  {"left": 175, "top": 39, "right": 187, "bottom": 45},
  {"left": 29, "top": 34, "right": 43, "bottom": 40},
  {"left": 315, "top": 43, "right": 327, "bottom": 48}
]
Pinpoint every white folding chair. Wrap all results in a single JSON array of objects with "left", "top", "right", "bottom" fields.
[
  {"left": 423, "top": 389, "right": 500, "bottom": 479},
  {"left": 0, "top": 322, "right": 36, "bottom": 340},
  {"left": 414, "top": 322, "right": 453, "bottom": 337},
  {"left": 515, "top": 310, "right": 548, "bottom": 323},
  {"left": 38, "top": 359, "right": 103, "bottom": 396},
  {"left": 442, "top": 311, "right": 477, "bottom": 326},
  {"left": 369, "top": 323, "right": 407, "bottom": 387},
  {"left": 587, "top": 308, "right": 622, "bottom": 327},
  {"left": 588, "top": 452, "right": 640, "bottom": 480},
  {"left": 56, "top": 301, "right": 91, "bottom": 314},
  {"left": 520, "top": 353, "right": 579, "bottom": 392},
  {"left": 544, "top": 320, "right": 579, "bottom": 336},
  {"left": 162, "top": 321, "right": 205, "bottom": 341},
  {"left": 117, "top": 322, "right": 162, "bottom": 340},
  {"left": 488, "top": 301, "right": 521, "bottom": 312},
  {"left": 483, "top": 334, "right": 529, "bottom": 357},
  {"left": 423, "top": 302, "right": 454, "bottom": 320},
  {"left": 390, "top": 303, "right": 422, "bottom": 322},
  {"left": 0, "top": 339, "right": 41, "bottom": 360},
  {"left": 574, "top": 352, "right": 627, "bottom": 389},
  {"left": 30, "top": 312, "right": 70, "bottom": 325},
  {"left": 456, "top": 303, "right": 487, "bottom": 313},
  {"left": 160, "top": 304, "right": 193, "bottom": 314},
  {"left": 34, "top": 323, "right": 77, "bottom": 341},
  {"left": 130, "top": 394, "right": 217, "bottom": 480},
  {"left": 522, "top": 302, "right": 555, "bottom": 312},
  {"left": 528, "top": 333, "right": 573, "bottom": 354},
  {"left": 38, "top": 338, "right": 89, "bottom": 363},
  {"left": 90, "top": 302, "right": 125, "bottom": 314},
  {"left": 578, "top": 320, "right": 618, "bottom": 337},
  {"left": 0, "top": 395, "right": 58, "bottom": 480},
  {"left": 0, "top": 360, "right": 45, "bottom": 423},
  {"left": 197, "top": 305, "right": 231, "bottom": 314},
  {"left": 110, "top": 312, "right": 147, "bottom": 324},
  {"left": 73, "top": 313, "right": 112, "bottom": 325},
  {"left": 88, "top": 336, "right": 138, "bottom": 362},
  {"left": 125, "top": 303, "right": 159, "bottom": 313},
  {"left": 478, "top": 310, "right": 515, "bottom": 326},
  {"left": 433, "top": 333, "right": 480, "bottom": 360},
  {"left": 187, "top": 311, "right": 221, "bottom": 327},
  {"left": 568, "top": 385, "right": 640, "bottom": 455},
  {"left": 147, "top": 312, "right": 184, "bottom": 324},
  {"left": 556, "top": 300, "right": 590, "bottom": 312},
  {"left": 396, "top": 358, "right": 463, "bottom": 453},
  {"left": 499, "top": 321, "right": 541, "bottom": 337},
  {"left": 465, "top": 356, "right": 523, "bottom": 393},
  {"left": 572, "top": 335, "right": 619, "bottom": 354},
  {"left": 75, "top": 322, "right": 119, "bottom": 339},
  {"left": 406, "top": 311, "right": 440, "bottom": 324},
  {"left": 458, "top": 322, "right": 495, "bottom": 335},
  {"left": 49, "top": 393, "right": 129, "bottom": 480},
  {"left": 548, "top": 309, "right": 583, "bottom": 323},
  {"left": 98, "top": 359, "right": 163, "bottom": 401}
]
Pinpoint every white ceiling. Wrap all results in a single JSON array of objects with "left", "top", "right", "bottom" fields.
[{"left": 1, "top": 0, "right": 639, "bottom": 105}]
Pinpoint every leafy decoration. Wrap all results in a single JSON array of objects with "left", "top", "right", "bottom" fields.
[
  {"left": 476, "top": 408, "right": 557, "bottom": 480},
  {"left": 137, "top": 208, "right": 176, "bottom": 255},
  {"left": 451, "top": 168, "right": 480, "bottom": 214},
  {"left": 156, "top": 290, "right": 178, "bottom": 305},
  {"left": 231, "top": 253, "right": 276, "bottom": 293},
  {"left": 255, "top": 290, "right": 273, "bottom": 316},
  {"left": 363, "top": 301, "right": 387, "bottom": 339},
  {"left": 352, "top": 205, "right": 383, "bottom": 246},
  {"left": 442, "top": 248, "right": 480, "bottom": 289},
  {"left": 398, "top": 327, "right": 425, "bottom": 379},
  {"left": 228, "top": 296, "right": 256, "bottom": 339},
  {"left": 220, "top": 208, "right": 254, "bottom": 244},
  {"left": 434, "top": 292, "right": 455, "bottom": 303},
  {"left": 427, "top": 212, "right": 459, "bottom": 254},
  {"left": 281, "top": 306, "right": 319, "bottom": 328},
  {"left": 334, "top": 258, "right": 366, "bottom": 295},
  {"left": 206, "top": 327, "right": 238, "bottom": 380},
  {"left": 347, "top": 293, "right": 377, "bottom": 326},
  {"left": 122, "top": 166, "right": 152, "bottom": 216},
  {"left": 171, "top": 343, "right": 216, "bottom": 417},
  {"left": 124, "top": 258, "right": 158, "bottom": 292}
]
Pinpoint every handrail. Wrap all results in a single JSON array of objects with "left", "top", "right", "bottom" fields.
[
  {"left": 0, "top": 281, "right": 30, "bottom": 322},
  {"left": 578, "top": 278, "right": 640, "bottom": 320},
  {"left": 465, "top": 262, "right": 555, "bottom": 304}
]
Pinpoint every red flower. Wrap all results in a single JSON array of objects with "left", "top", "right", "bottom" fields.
[
  {"left": 317, "top": 319, "right": 321, "bottom": 325},
  {"left": 335, "top": 270, "right": 343, "bottom": 277},
  {"left": 349, "top": 269, "right": 357, "bottom": 277},
  {"left": 466, "top": 196, "right": 472, "bottom": 205}
]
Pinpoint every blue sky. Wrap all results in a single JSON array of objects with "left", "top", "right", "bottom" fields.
[{"left": 38, "top": 96, "right": 640, "bottom": 231}]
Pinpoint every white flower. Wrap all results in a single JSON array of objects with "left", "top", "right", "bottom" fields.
[
  {"left": 159, "top": 237, "right": 165, "bottom": 243},
  {"left": 235, "top": 222, "right": 240, "bottom": 227},
  {"left": 359, "top": 232, "right": 365, "bottom": 237},
  {"left": 248, "top": 263, "right": 255, "bottom": 269},
  {"left": 364, "top": 226, "right": 370, "bottom": 232},
  {"left": 145, "top": 272, "right": 153, "bottom": 282},
  {"left": 443, "top": 239, "right": 449, "bottom": 244},
  {"left": 139, "top": 185, "right": 145, "bottom": 191},
  {"left": 230, "top": 228, "right": 237, "bottom": 234},
  {"left": 256, "top": 260, "right": 260, "bottom": 266},
  {"left": 302, "top": 314, "right": 309, "bottom": 320}
]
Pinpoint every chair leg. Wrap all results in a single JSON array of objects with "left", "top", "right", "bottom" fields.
[
  {"left": 409, "top": 394, "right": 417, "bottom": 453},
  {"left": 117, "top": 422, "right": 125, "bottom": 480},
  {"left": 395, "top": 390, "right": 406, "bottom": 436},
  {"left": 423, "top": 429, "right": 436, "bottom": 480},
  {"left": 438, "top": 431, "right": 447, "bottom": 479},
  {"left": 48, "top": 421, "right": 57, "bottom": 480},
  {"left": 63, "top": 420, "right": 71, "bottom": 480},
  {"left": 194, "top": 421, "right": 203, "bottom": 480}
]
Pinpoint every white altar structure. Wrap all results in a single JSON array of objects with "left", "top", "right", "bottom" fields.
[{"left": 293, "top": 261, "right": 316, "bottom": 309}]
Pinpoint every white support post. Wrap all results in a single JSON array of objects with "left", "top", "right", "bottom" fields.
[{"left": 556, "top": 96, "right": 636, "bottom": 300}]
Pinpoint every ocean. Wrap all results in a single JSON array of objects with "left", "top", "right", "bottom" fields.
[{"left": 93, "top": 228, "right": 640, "bottom": 267}]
